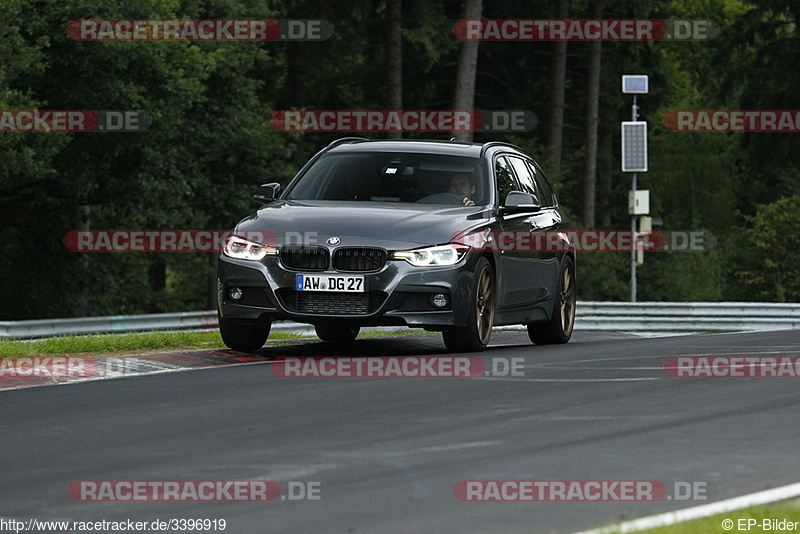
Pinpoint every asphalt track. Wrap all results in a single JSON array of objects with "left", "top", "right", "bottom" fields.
[{"left": 2, "top": 329, "right": 800, "bottom": 533}]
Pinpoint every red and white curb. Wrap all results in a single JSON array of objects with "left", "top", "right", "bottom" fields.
[{"left": 0, "top": 350, "right": 267, "bottom": 391}]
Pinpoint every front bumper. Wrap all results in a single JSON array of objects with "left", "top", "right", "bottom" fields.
[{"left": 217, "top": 252, "right": 480, "bottom": 329}]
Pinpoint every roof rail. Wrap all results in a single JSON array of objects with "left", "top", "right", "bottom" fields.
[
  {"left": 324, "top": 137, "right": 370, "bottom": 151},
  {"left": 479, "top": 141, "right": 526, "bottom": 158}
]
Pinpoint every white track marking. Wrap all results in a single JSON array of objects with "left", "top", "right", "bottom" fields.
[{"left": 573, "top": 481, "right": 800, "bottom": 533}]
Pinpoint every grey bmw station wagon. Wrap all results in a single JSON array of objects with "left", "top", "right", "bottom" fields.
[{"left": 217, "top": 138, "right": 576, "bottom": 352}]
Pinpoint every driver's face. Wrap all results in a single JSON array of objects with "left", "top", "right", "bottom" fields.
[{"left": 449, "top": 175, "right": 475, "bottom": 198}]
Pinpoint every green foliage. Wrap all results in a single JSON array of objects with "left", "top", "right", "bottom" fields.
[
  {"left": 0, "top": 0, "right": 289, "bottom": 318},
  {"left": 731, "top": 194, "right": 800, "bottom": 302},
  {"left": 576, "top": 252, "right": 630, "bottom": 301},
  {"left": 1, "top": 0, "right": 798, "bottom": 320},
  {"left": 0, "top": 329, "right": 306, "bottom": 358},
  {"left": 640, "top": 245, "right": 727, "bottom": 301},
  {"left": 711, "top": 0, "right": 800, "bottom": 205},
  {"left": 602, "top": 501, "right": 800, "bottom": 534}
]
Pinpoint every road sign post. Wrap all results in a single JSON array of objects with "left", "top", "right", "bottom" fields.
[{"left": 621, "top": 75, "right": 649, "bottom": 302}]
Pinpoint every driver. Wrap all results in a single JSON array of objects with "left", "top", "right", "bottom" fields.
[{"left": 449, "top": 174, "right": 476, "bottom": 206}]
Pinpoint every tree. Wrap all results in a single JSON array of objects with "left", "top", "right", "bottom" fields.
[
  {"left": 452, "top": 0, "right": 481, "bottom": 142},
  {"left": 732, "top": 195, "right": 800, "bottom": 302},
  {"left": 386, "top": 0, "right": 403, "bottom": 140},
  {"left": 582, "top": 0, "right": 603, "bottom": 228},
  {"left": 0, "top": 0, "right": 289, "bottom": 318},
  {"left": 712, "top": 0, "right": 800, "bottom": 206},
  {"left": 546, "top": 0, "right": 570, "bottom": 177}
]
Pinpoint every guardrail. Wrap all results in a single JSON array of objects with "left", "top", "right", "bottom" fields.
[
  {"left": 576, "top": 301, "right": 800, "bottom": 331},
  {"left": 1, "top": 301, "right": 799, "bottom": 339},
  {"left": 0, "top": 311, "right": 219, "bottom": 340}
]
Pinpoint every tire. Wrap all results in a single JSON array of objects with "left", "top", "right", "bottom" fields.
[
  {"left": 315, "top": 323, "right": 360, "bottom": 342},
  {"left": 442, "top": 257, "right": 495, "bottom": 352},
  {"left": 219, "top": 315, "right": 271, "bottom": 351},
  {"left": 527, "top": 255, "right": 576, "bottom": 345}
]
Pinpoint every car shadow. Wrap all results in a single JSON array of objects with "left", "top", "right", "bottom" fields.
[{"left": 252, "top": 330, "right": 538, "bottom": 359}]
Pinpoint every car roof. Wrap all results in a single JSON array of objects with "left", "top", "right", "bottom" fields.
[{"left": 323, "top": 138, "right": 529, "bottom": 159}]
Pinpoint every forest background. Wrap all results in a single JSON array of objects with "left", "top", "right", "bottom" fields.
[{"left": 1, "top": 0, "right": 797, "bottom": 319}]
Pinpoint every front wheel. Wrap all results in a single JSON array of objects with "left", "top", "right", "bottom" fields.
[
  {"left": 527, "top": 255, "right": 576, "bottom": 345},
  {"left": 315, "top": 323, "right": 360, "bottom": 342},
  {"left": 219, "top": 315, "right": 271, "bottom": 351},
  {"left": 442, "top": 257, "right": 495, "bottom": 352}
]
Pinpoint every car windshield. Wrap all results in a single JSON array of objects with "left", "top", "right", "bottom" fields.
[{"left": 284, "top": 152, "right": 488, "bottom": 205}]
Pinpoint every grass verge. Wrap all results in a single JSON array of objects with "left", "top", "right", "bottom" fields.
[
  {"left": 0, "top": 330, "right": 302, "bottom": 358},
  {"left": 598, "top": 499, "right": 800, "bottom": 533},
  {"left": 0, "top": 328, "right": 422, "bottom": 357}
]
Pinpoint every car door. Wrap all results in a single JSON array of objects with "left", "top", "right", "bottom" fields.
[
  {"left": 525, "top": 159, "right": 567, "bottom": 296},
  {"left": 494, "top": 155, "right": 548, "bottom": 311}
]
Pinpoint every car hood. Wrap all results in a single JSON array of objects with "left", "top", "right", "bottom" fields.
[{"left": 234, "top": 200, "right": 491, "bottom": 250}]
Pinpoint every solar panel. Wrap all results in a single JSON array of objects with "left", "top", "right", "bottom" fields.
[
  {"left": 621, "top": 121, "right": 648, "bottom": 172},
  {"left": 622, "top": 75, "right": 649, "bottom": 94}
]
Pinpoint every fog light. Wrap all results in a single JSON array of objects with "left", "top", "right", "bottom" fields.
[
  {"left": 230, "top": 287, "right": 243, "bottom": 300},
  {"left": 432, "top": 293, "right": 448, "bottom": 308}
]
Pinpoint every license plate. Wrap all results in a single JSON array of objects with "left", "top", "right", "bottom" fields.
[{"left": 295, "top": 274, "right": 365, "bottom": 292}]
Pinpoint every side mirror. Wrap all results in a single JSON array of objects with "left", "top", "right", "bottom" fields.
[
  {"left": 502, "top": 190, "right": 541, "bottom": 212},
  {"left": 253, "top": 182, "right": 281, "bottom": 203}
]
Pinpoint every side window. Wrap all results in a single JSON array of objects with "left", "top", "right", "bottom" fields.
[
  {"left": 528, "top": 161, "right": 555, "bottom": 207},
  {"left": 507, "top": 156, "right": 539, "bottom": 202},
  {"left": 494, "top": 156, "right": 517, "bottom": 204}
]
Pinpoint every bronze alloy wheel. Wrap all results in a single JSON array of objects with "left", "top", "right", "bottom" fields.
[
  {"left": 527, "top": 256, "right": 576, "bottom": 345},
  {"left": 559, "top": 259, "right": 576, "bottom": 337},
  {"left": 475, "top": 263, "right": 495, "bottom": 345},
  {"left": 442, "top": 257, "right": 495, "bottom": 352}
]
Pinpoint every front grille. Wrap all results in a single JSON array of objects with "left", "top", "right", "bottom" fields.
[
  {"left": 297, "top": 292, "right": 369, "bottom": 315},
  {"left": 333, "top": 248, "right": 387, "bottom": 272},
  {"left": 276, "top": 289, "right": 387, "bottom": 316},
  {"left": 280, "top": 246, "right": 329, "bottom": 271}
]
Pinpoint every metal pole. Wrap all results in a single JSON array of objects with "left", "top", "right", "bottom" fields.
[
  {"left": 631, "top": 174, "right": 637, "bottom": 302},
  {"left": 630, "top": 95, "right": 638, "bottom": 303}
]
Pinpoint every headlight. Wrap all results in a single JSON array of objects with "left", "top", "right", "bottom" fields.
[
  {"left": 223, "top": 235, "right": 276, "bottom": 261},
  {"left": 392, "top": 244, "right": 470, "bottom": 266}
]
